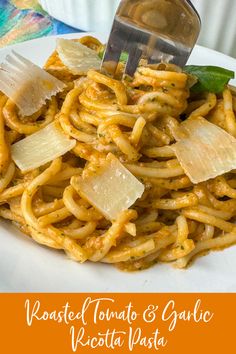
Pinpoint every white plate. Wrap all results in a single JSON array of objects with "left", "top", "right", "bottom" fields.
[{"left": 1, "top": 33, "right": 236, "bottom": 293}]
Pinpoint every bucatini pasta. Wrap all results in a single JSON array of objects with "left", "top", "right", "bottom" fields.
[{"left": 0, "top": 36, "right": 236, "bottom": 271}]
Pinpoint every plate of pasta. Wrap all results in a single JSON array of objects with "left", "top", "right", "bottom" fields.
[{"left": 1, "top": 33, "right": 236, "bottom": 292}]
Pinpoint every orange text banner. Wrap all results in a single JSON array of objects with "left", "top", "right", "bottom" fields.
[{"left": 0, "top": 293, "right": 234, "bottom": 353}]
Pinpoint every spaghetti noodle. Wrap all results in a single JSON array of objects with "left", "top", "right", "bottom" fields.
[{"left": 0, "top": 36, "right": 236, "bottom": 271}]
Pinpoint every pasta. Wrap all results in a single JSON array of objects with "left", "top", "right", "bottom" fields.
[{"left": 1, "top": 35, "right": 236, "bottom": 271}]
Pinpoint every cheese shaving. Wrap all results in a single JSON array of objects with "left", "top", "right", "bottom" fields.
[
  {"left": 56, "top": 38, "right": 101, "bottom": 75},
  {"left": 0, "top": 51, "right": 65, "bottom": 116},
  {"left": 11, "top": 122, "right": 76, "bottom": 172},
  {"left": 71, "top": 154, "right": 144, "bottom": 220},
  {"left": 172, "top": 116, "right": 236, "bottom": 184}
]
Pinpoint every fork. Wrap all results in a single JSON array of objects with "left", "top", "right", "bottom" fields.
[{"left": 101, "top": 0, "right": 201, "bottom": 77}]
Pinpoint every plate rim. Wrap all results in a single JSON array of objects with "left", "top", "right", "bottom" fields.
[{"left": 1, "top": 32, "right": 236, "bottom": 64}]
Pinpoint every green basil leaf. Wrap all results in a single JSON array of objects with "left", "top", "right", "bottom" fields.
[
  {"left": 98, "top": 50, "right": 129, "bottom": 63},
  {"left": 184, "top": 65, "right": 235, "bottom": 93},
  {"left": 98, "top": 50, "right": 104, "bottom": 59},
  {"left": 119, "top": 51, "right": 129, "bottom": 62}
]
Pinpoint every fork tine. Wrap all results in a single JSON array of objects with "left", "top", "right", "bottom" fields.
[
  {"left": 101, "top": 18, "right": 128, "bottom": 76},
  {"left": 143, "top": 37, "right": 192, "bottom": 67},
  {"left": 103, "top": 16, "right": 149, "bottom": 77},
  {"left": 124, "top": 47, "right": 142, "bottom": 77},
  {"left": 102, "top": 45, "right": 122, "bottom": 76}
]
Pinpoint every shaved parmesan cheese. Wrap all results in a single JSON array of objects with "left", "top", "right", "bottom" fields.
[
  {"left": 172, "top": 116, "right": 236, "bottom": 184},
  {"left": 71, "top": 154, "right": 144, "bottom": 220},
  {"left": 56, "top": 38, "right": 101, "bottom": 75},
  {"left": 11, "top": 122, "right": 76, "bottom": 172},
  {"left": 0, "top": 51, "right": 65, "bottom": 116}
]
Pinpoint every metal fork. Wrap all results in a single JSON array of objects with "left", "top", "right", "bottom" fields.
[{"left": 101, "top": 0, "right": 201, "bottom": 77}]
